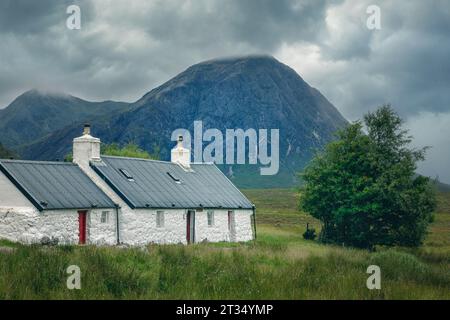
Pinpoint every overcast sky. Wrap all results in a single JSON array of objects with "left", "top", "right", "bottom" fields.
[{"left": 0, "top": 0, "right": 449, "bottom": 182}]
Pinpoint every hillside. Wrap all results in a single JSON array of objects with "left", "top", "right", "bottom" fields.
[
  {"left": 7, "top": 56, "right": 347, "bottom": 188},
  {"left": 0, "top": 89, "right": 130, "bottom": 150}
]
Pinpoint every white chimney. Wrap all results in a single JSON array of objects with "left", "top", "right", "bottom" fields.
[
  {"left": 171, "top": 135, "right": 190, "bottom": 168},
  {"left": 73, "top": 124, "right": 101, "bottom": 168}
]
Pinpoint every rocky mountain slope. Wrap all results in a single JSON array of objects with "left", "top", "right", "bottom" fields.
[{"left": 0, "top": 56, "right": 348, "bottom": 187}]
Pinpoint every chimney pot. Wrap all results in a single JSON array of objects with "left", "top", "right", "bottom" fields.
[{"left": 83, "top": 123, "right": 91, "bottom": 135}]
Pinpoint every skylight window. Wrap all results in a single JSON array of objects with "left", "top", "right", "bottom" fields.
[
  {"left": 167, "top": 172, "right": 181, "bottom": 184},
  {"left": 119, "top": 168, "right": 134, "bottom": 181}
]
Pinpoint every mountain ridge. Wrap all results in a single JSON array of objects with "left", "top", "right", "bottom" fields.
[
  {"left": 0, "top": 55, "right": 348, "bottom": 187},
  {"left": 0, "top": 89, "right": 130, "bottom": 149}
]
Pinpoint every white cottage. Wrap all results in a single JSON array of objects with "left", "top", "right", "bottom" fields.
[{"left": 0, "top": 125, "right": 256, "bottom": 245}]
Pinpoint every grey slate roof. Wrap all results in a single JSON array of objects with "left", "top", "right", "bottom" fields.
[
  {"left": 91, "top": 156, "right": 254, "bottom": 210},
  {"left": 0, "top": 160, "right": 116, "bottom": 211}
]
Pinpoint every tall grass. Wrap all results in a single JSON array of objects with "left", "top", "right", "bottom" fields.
[
  {"left": 0, "top": 190, "right": 449, "bottom": 299},
  {"left": 1, "top": 237, "right": 449, "bottom": 299}
]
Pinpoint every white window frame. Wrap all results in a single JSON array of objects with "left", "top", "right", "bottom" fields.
[
  {"left": 156, "top": 211, "right": 165, "bottom": 228},
  {"left": 207, "top": 210, "right": 214, "bottom": 227},
  {"left": 101, "top": 211, "right": 110, "bottom": 224}
]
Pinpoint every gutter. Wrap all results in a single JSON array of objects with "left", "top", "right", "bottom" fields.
[{"left": 252, "top": 205, "right": 257, "bottom": 240}]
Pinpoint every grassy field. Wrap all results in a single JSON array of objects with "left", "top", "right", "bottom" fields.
[{"left": 0, "top": 189, "right": 449, "bottom": 299}]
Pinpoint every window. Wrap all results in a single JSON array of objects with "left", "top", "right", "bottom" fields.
[
  {"left": 119, "top": 168, "right": 134, "bottom": 181},
  {"left": 101, "top": 211, "right": 110, "bottom": 224},
  {"left": 156, "top": 211, "right": 165, "bottom": 228},
  {"left": 167, "top": 172, "right": 181, "bottom": 184},
  {"left": 207, "top": 210, "right": 214, "bottom": 227}
]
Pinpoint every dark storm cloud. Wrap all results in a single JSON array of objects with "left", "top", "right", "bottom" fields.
[
  {"left": 107, "top": 0, "right": 335, "bottom": 49},
  {"left": 0, "top": 0, "right": 64, "bottom": 33},
  {"left": 0, "top": 0, "right": 337, "bottom": 106},
  {"left": 292, "top": 0, "right": 450, "bottom": 118},
  {"left": 0, "top": 0, "right": 96, "bottom": 34},
  {"left": 0, "top": 0, "right": 449, "bottom": 181}
]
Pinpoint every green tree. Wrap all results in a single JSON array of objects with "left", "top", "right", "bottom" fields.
[
  {"left": 65, "top": 143, "right": 158, "bottom": 162},
  {"left": 300, "top": 105, "right": 436, "bottom": 249},
  {"left": 101, "top": 143, "right": 157, "bottom": 159}
]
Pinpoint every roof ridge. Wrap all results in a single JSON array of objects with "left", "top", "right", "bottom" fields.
[
  {"left": 0, "top": 159, "right": 75, "bottom": 165},
  {"left": 100, "top": 155, "right": 216, "bottom": 166},
  {"left": 100, "top": 155, "right": 172, "bottom": 164}
]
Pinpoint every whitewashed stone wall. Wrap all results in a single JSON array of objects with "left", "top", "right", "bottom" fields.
[
  {"left": 0, "top": 169, "right": 117, "bottom": 245},
  {"left": 0, "top": 206, "right": 39, "bottom": 243},
  {"left": 118, "top": 208, "right": 254, "bottom": 245},
  {"left": 118, "top": 208, "right": 255, "bottom": 245},
  {"left": 194, "top": 210, "right": 229, "bottom": 242},
  {"left": 233, "top": 209, "right": 254, "bottom": 242},
  {"left": 34, "top": 210, "right": 79, "bottom": 244},
  {"left": 87, "top": 209, "right": 117, "bottom": 245},
  {"left": 119, "top": 208, "right": 186, "bottom": 245},
  {"left": 194, "top": 209, "right": 254, "bottom": 243},
  {"left": 0, "top": 206, "right": 118, "bottom": 245},
  {"left": 0, "top": 207, "right": 79, "bottom": 244}
]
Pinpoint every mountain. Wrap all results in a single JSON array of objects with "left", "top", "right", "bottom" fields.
[
  {"left": 0, "top": 89, "right": 130, "bottom": 150},
  {"left": 105, "top": 56, "right": 348, "bottom": 187},
  {"left": 1, "top": 56, "right": 348, "bottom": 187}
]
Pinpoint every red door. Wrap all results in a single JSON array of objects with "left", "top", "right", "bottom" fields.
[
  {"left": 78, "top": 210, "right": 87, "bottom": 244},
  {"left": 186, "top": 211, "right": 191, "bottom": 244},
  {"left": 186, "top": 210, "right": 195, "bottom": 244}
]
